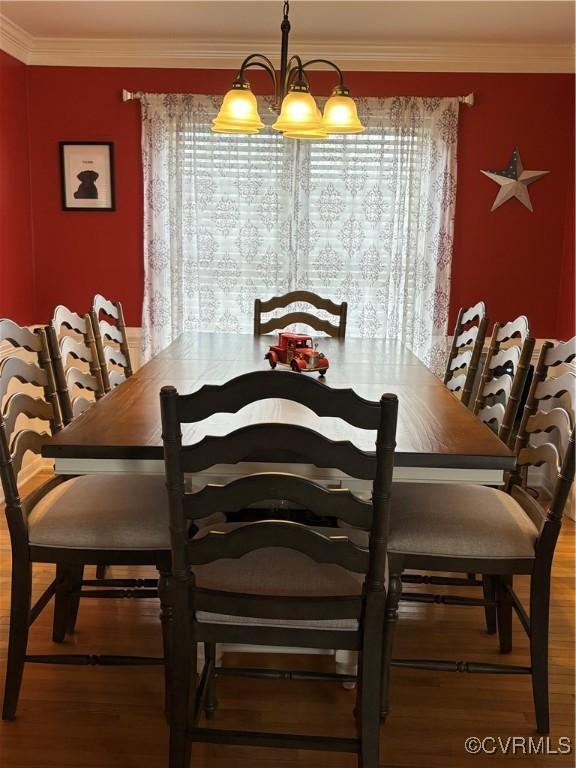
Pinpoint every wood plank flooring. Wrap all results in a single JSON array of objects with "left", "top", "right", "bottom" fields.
[{"left": 0, "top": 473, "right": 574, "bottom": 767}]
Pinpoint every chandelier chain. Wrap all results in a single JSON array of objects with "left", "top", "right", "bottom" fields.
[{"left": 283, "top": 1, "right": 290, "bottom": 20}]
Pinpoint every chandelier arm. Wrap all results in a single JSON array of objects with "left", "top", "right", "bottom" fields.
[{"left": 300, "top": 58, "right": 345, "bottom": 90}]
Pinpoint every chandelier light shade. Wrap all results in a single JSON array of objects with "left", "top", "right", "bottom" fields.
[
  {"left": 212, "top": 85, "right": 265, "bottom": 133},
  {"left": 322, "top": 90, "right": 365, "bottom": 134},
  {"left": 212, "top": 0, "right": 365, "bottom": 140}
]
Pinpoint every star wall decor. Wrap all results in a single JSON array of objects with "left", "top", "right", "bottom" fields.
[{"left": 481, "top": 148, "right": 549, "bottom": 212}]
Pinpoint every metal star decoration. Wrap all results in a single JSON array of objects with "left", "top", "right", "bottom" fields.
[{"left": 481, "top": 148, "right": 549, "bottom": 212}]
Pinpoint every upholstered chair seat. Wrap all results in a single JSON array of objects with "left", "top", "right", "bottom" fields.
[
  {"left": 388, "top": 482, "right": 538, "bottom": 560},
  {"left": 192, "top": 522, "right": 368, "bottom": 630},
  {"left": 28, "top": 474, "right": 221, "bottom": 550}
]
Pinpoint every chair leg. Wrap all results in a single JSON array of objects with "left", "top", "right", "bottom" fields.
[
  {"left": 169, "top": 580, "right": 195, "bottom": 768},
  {"left": 203, "top": 643, "right": 218, "bottom": 720},
  {"left": 496, "top": 576, "right": 513, "bottom": 654},
  {"left": 482, "top": 575, "right": 497, "bottom": 635},
  {"left": 65, "top": 565, "right": 84, "bottom": 635},
  {"left": 95, "top": 565, "right": 108, "bottom": 580},
  {"left": 530, "top": 573, "right": 551, "bottom": 735},
  {"left": 52, "top": 564, "right": 72, "bottom": 643},
  {"left": 2, "top": 562, "right": 32, "bottom": 720},
  {"left": 159, "top": 569, "right": 173, "bottom": 721},
  {"left": 358, "top": 594, "right": 385, "bottom": 768},
  {"left": 380, "top": 572, "right": 402, "bottom": 723}
]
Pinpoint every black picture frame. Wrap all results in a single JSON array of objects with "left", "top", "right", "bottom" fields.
[{"left": 60, "top": 142, "right": 115, "bottom": 211}]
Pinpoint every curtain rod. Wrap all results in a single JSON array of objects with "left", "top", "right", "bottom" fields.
[{"left": 122, "top": 89, "right": 475, "bottom": 106}]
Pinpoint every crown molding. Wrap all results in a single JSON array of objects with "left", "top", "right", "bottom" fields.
[
  {"left": 0, "top": 15, "right": 33, "bottom": 63},
  {"left": 0, "top": 15, "right": 573, "bottom": 73}
]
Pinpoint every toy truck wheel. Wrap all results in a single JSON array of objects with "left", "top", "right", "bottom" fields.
[
  {"left": 265, "top": 354, "right": 277, "bottom": 369},
  {"left": 290, "top": 360, "right": 301, "bottom": 373},
  {"left": 318, "top": 369, "right": 327, "bottom": 377}
]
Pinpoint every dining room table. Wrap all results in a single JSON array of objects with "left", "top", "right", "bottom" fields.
[{"left": 42, "top": 331, "right": 515, "bottom": 486}]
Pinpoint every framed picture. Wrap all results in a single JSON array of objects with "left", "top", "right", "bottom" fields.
[{"left": 60, "top": 142, "right": 115, "bottom": 211}]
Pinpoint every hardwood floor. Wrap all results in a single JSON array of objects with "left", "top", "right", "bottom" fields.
[{"left": 0, "top": 473, "right": 574, "bottom": 767}]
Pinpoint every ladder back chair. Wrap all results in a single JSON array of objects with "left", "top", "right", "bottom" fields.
[
  {"left": 47, "top": 304, "right": 105, "bottom": 424},
  {"left": 0, "top": 321, "right": 207, "bottom": 721},
  {"left": 90, "top": 293, "right": 133, "bottom": 393},
  {"left": 473, "top": 315, "right": 534, "bottom": 446},
  {"left": 381, "top": 336, "right": 576, "bottom": 735},
  {"left": 160, "top": 371, "right": 398, "bottom": 768},
  {"left": 515, "top": 336, "right": 575, "bottom": 494},
  {"left": 443, "top": 301, "right": 488, "bottom": 407},
  {"left": 254, "top": 290, "right": 348, "bottom": 338}
]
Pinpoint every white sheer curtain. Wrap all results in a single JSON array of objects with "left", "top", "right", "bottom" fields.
[{"left": 141, "top": 94, "right": 459, "bottom": 371}]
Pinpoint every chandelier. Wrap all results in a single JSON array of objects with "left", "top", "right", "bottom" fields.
[{"left": 212, "top": 1, "right": 365, "bottom": 139}]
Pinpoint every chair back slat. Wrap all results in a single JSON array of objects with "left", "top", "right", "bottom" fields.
[
  {"left": 480, "top": 373, "right": 513, "bottom": 401},
  {"left": 188, "top": 520, "right": 369, "bottom": 573},
  {"left": 176, "top": 370, "right": 381, "bottom": 429},
  {"left": 104, "top": 346, "right": 128, "bottom": 368},
  {"left": 254, "top": 291, "right": 347, "bottom": 339},
  {"left": 52, "top": 305, "right": 89, "bottom": 335},
  {"left": 534, "top": 371, "right": 576, "bottom": 403},
  {"left": 0, "top": 357, "right": 47, "bottom": 407},
  {"left": 448, "top": 349, "right": 472, "bottom": 371},
  {"left": 460, "top": 301, "right": 485, "bottom": 325},
  {"left": 544, "top": 337, "right": 576, "bottom": 368},
  {"left": 496, "top": 315, "right": 530, "bottom": 343},
  {"left": 10, "top": 428, "right": 50, "bottom": 482},
  {"left": 90, "top": 294, "right": 133, "bottom": 393},
  {"left": 180, "top": 424, "right": 376, "bottom": 479},
  {"left": 526, "top": 408, "right": 572, "bottom": 441},
  {"left": 475, "top": 402, "right": 505, "bottom": 433},
  {"left": 473, "top": 317, "right": 534, "bottom": 446},
  {"left": 3, "top": 393, "right": 54, "bottom": 441},
  {"left": 100, "top": 320, "right": 124, "bottom": 345},
  {"left": 0, "top": 319, "right": 42, "bottom": 352},
  {"left": 446, "top": 373, "right": 466, "bottom": 393},
  {"left": 184, "top": 473, "right": 372, "bottom": 528},
  {"left": 489, "top": 344, "right": 521, "bottom": 371},
  {"left": 454, "top": 326, "right": 480, "bottom": 349},
  {"left": 60, "top": 335, "right": 93, "bottom": 365},
  {"left": 517, "top": 443, "right": 561, "bottom": 474},
  {"left": 443, "top": 301, "right": 488, "bottom": 408},
  {"left": 72, "top": 397, "right": 92, "bottom": 418},
  {"left": 65, "top": 367, "right": 102, "bottom": 393},
  {"left": 92, "top": 293, "right": 120, "bottom": 319}
]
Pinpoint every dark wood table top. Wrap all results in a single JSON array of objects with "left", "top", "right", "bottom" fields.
[{"left": 44, "top": 333, "right": 514, "bottom": 474}]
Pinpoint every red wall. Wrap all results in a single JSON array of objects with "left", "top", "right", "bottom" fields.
[
  {"left": 4, "top": 54, "right": 576, "bottom": 337},
  {"left": 0, "top": 50, "right": 35, "bottom": 324}
]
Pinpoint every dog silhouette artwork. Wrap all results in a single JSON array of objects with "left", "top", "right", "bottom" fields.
[{"left": 74, "top": 169, "right": 99, "bottom": 199}]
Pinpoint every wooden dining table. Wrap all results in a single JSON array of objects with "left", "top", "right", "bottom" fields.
[{"left": 43, "top": 332, "right": 515, "bottom": 486}]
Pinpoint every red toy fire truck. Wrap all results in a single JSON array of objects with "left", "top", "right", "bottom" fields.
[{"left": 265, "top": 332, "right": 329, "bottom": 376}]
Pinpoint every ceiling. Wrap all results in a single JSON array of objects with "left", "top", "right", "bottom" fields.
[{"left": 1, "top": 1, "right": 574, "bottom": 71}]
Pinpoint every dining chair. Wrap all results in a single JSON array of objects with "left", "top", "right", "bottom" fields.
[
  {"left": 381, "top": 336, "right": 576, "bottom": 734},
  {"left": 472, "top": 315, "right": 534, "bottom": 446},
  {"left": 46, "top": 304, "right": 105, "bottom": 424},
  {"left": 160, "top": 371, "right": 398, "bottom": 768},
  {"left": 254, "top": 290, "right": 348, "bottom": 338},
  {"left": 90, "top": 293, "right": 133, "bottom": 393},
  {"left": 443, "top": 301, "right": 488, "bottom": 407},
  {"left": 0, "top": 318, "right": 222, "bottom": 721}
]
